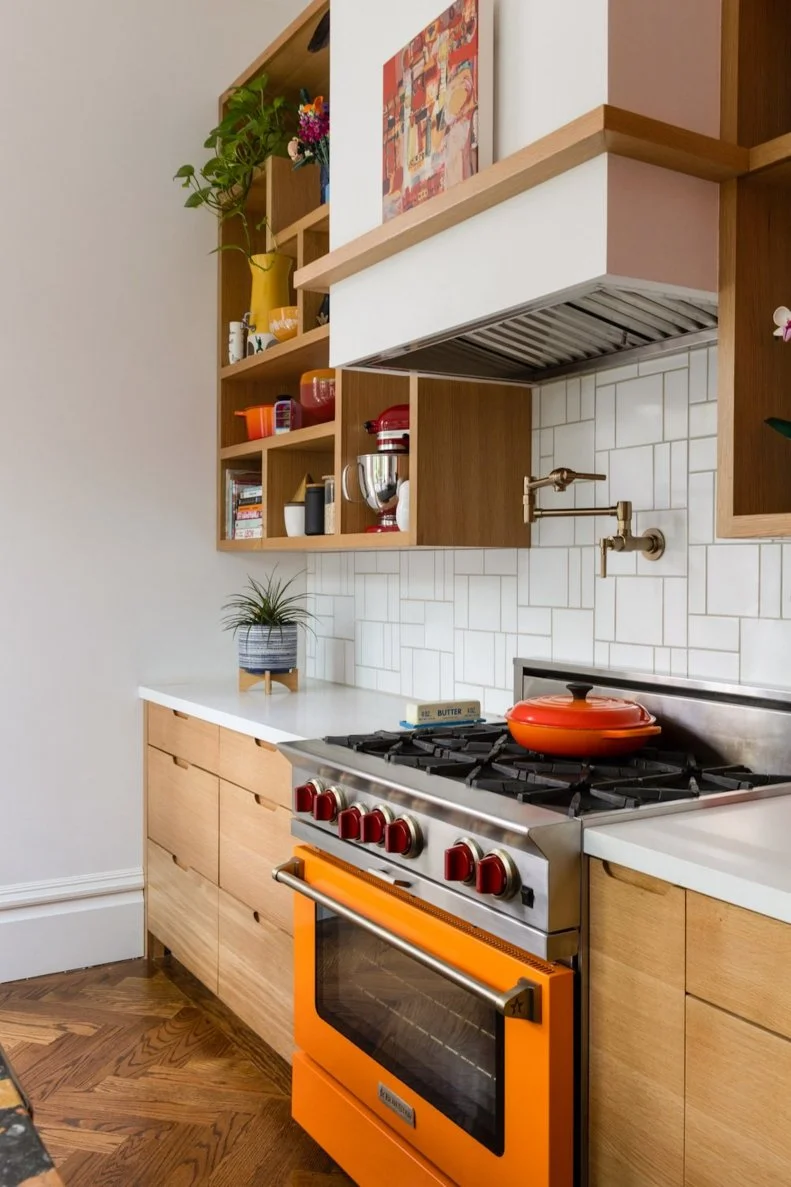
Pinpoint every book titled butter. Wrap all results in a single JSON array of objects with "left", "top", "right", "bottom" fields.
[{"left": 403, "top": 699, "right": 482, "bottom": 727}]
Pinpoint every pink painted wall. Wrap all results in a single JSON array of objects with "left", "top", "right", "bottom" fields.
[
  {"left": 607, "top": 156, "right": 719, "bottom": 295},
  {"left": 608, "top": 0, "right": 721, "bottom": 138}
]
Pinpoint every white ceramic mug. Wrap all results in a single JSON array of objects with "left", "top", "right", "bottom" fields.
[
  {"left": 284, "top": 502, "right": 306, "bottom": 537},
  {"left": 228, "top": 321, "right": 246, "bottom": 365},
  {"left": 247, "top": 331, "right": 278, "bottom": 356}
]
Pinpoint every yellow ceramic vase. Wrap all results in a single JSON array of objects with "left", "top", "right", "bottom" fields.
[{"left": 249, "top": 253, "right": 293, "bottom": 335}]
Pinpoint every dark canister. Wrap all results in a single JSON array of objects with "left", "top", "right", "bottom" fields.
[{"left": 305, "top": 482, "right": 326, "bottom": 535}]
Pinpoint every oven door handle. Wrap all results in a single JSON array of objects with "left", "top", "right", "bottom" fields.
[{"left": 273, "top": 857, "right": 541, "bottom": 1022}]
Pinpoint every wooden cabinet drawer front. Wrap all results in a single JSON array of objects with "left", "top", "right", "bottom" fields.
[
  {"left": 685, "top": 996, "right": 791, "bottom": 1187},
  {"left": 588, "top": 859, "right": 685, "bottom": 1187},
  {"left": 147, "top": 703, "right": 219, "bottom": 773},
  {"left": 146, "top": 840, "right": 219, "bottom": 993},
  {"left": 687, "top": 892, "right": 791, "bottom": 1039},
  {"left": 218, "top": 888, "right": 293, "bottom": 1062},
  {"left": 218, "top": 727, "right": 291, "bottom": 807},
  {"left": 147, "top": 747, "right": 219, "bottom": 882},
  {"left": 219, "top": 781, "right": 293, "bottom": 934}
]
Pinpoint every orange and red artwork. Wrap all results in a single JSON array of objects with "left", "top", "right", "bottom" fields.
[{"left": 382, "top": 0, "right": 492, "bottom": 222}]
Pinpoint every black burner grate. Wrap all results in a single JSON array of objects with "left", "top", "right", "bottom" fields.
[{"left": 324, "top": 725, "right": 791, "bottom": 817}]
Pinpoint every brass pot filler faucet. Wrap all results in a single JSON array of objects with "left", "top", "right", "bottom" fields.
[{"left": 523, "top": 468, "right": 665, "bottom": 578}]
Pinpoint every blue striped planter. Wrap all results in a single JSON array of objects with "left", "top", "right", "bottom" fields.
[{"left": 238, "top": 624, "right": 298, "bottom": 674}]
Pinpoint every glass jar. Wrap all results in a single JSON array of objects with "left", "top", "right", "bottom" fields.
[
  {"left": 323, "top": 474, "right": 336, "bottom": 534},
  {"left": 305, "top": 483, "right": 326, "bottom": 536}
]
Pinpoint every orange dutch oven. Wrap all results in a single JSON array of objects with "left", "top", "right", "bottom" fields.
[{"left": 505, "top": 682, "right": 661, "bottom": 758}]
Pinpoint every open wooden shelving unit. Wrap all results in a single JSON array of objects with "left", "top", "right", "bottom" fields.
[
  {"left": 717, "top": 0, "right": 791, "bottom": 537},
  {"left": 216, "top": 0, "right": 533, "bottom": 554}
]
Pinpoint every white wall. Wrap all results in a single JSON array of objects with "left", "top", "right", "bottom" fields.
[
  {"left": 307, "top": 345, "right": 791, "bottom": 703},
  {"left": 0, "top": 0, "right": 302, "bottom": 980}
]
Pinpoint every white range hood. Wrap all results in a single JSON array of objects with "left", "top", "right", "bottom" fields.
[{"left": 313, "top": 0, "right": 727, "bottom": 383}]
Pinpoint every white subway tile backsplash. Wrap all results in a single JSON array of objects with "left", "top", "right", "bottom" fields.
[
  {"left": 616, "top": 576, "right": 663, "bottom": 645},
  {"left": 463, "top": 631, "right": 496, "bottom": 686},
  {"left": 688, "top": 471, "right": 715, "bottom": 544},
  {"left": 688, "top": 649, "right": 739, "bottom": 681},
  {"left": 689, "top": 436, "right": 717, "bottom": 472},
  {"left": 567, "top": 378, "right": 582, "bottom": 422},
  {"left": 664, "top": 579, "right": 688, "bottom": 647},
  {"left": 484, "top": 549, "right": 518, "bottom": 575},
  {"left": 528, "top": 549, "right": 569, "bottom": 606},
  {"left": 581, "top": 375, "right": 595, "bottom": 420},
  {"left": 663, "top": 368, "right": 689, "bottom": 441},
  {"left": 670, "top": 441, "right": 688, "bottom": 508},
  {"left": 654, "top": 442, "right": 671, "bottom": 510},
  {"left": 707, "top": 545, "right": 760, "bottom": 617},
  {"left": 305, "top": 345, "right": 791, "bottom": 701},
  {"left": 741, "top": 619, "right": 791, "bottom": 686},
  {"left": 541, "top": 381, "right": 567, "bottom": 427},
  {"left": 609, "top": 445, "right": 655, "bottom": 510},
  {"left": 689, "top": 615, "right": 739, "bottom": 651},
  {"left": 608, "top": 643, "right": 655, "bottom": 672},
  {"left": 551, "top": 609, "right": 594, "bottom": 664},
  {"left": 761, "top": 545, "right": 782, "bottom": 618},
  {"left": 689, "top": 348, "right": 707, "bottom": 403},
  {"left": 616, "top": 373, "right": 664, "bottom": 447},
  {"left": 469, "top": 576, "right": 502, "bottom": 631},
  {"left": 689, "top": 401, "right": 717, "bottom": 438},
  {"left": 595, "top": 385, "right": 615, "bottom": 450}
]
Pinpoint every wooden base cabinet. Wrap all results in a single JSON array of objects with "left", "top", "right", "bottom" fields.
[
  {"left": 145, "top": 704, "right": 295, "bottom": 1058},
  {"left": 589, "top": 858, "right": 791, "bottom": 1186}
]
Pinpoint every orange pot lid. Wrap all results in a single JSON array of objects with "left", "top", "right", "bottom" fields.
[{"left": 507, "top": 683, "right": 656, "bottom": 730}]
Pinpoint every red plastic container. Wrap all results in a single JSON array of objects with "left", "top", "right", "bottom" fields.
[{"left": 300, "top": 369, "right": 336, "bottom": 425}]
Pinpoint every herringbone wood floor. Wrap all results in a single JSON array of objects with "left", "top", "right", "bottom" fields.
[{"left": 0, "top": 956, "right": 355, "bottom": 1186}]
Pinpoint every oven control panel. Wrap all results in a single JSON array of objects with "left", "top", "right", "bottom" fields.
[{"left": 290, "top": 776, "right": 560, "bottom": 931}]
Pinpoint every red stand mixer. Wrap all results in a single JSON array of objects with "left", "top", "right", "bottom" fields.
[{"left": 342, "top": 404, "right": 410, "bottom": 532}]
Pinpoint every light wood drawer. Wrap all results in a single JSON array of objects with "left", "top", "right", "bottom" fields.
[
  {"left": 147, "top": 703, "right": 219, "bottom": 773},
  {"left": 218, "top": 888, "right": 293, "bottom": 1062},
  {"left": 218, "top": 727, "right": 292, "bottom": 808},
  {"left": 219, "top": 780, "right": 293, "bottom": 934},
  {"left": 146, "top": 839, "right": 219, "bottom": 993},
  {"left": 687, "top": 892, "right": 791, "bottom": 1039},
  {"left": 685, "top": 996, "right": 791, "bottom": 1187},
  {"left": 147, "top": 747, "right": 219, "bottom": 882}
]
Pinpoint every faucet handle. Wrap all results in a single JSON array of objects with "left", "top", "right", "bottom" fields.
[{"left": 600, "top": 537, "right": 611, "bottom": 579}]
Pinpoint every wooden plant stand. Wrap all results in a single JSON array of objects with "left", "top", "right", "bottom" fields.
[{"left": 238, "top": 668, "right": 300, "bottom": 695}]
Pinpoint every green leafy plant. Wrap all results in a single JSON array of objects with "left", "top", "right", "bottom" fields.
[
  {"left": 174, "top": 74, "right": 289, "bottom": 257},
  {"left": 221, "top": 570, "right": 315, "bottom": 637}
]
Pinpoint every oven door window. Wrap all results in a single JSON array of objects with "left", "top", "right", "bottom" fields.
[{"left": 314, "top": 906, "right": 505, "bottom": 1155}]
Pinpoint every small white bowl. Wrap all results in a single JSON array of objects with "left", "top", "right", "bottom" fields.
[{"left": 284, "top": 502, "right": 306, "bottom": 537}]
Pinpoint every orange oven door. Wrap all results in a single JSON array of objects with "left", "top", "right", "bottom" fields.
[{"left": 276, "top": 845, "right": 574, "bottom": 1187}]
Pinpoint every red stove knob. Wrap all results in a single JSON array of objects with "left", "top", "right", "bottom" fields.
[
  {"left": 384, "top": 816, "right": 422, "bottom": 858},
  {"left": 294, "top": 781, "right": 321, "bottom": 813},
  {"left": 337, "top": 805, "right": 367, "bottom": 840},
  {"left": 312, "top": 787, "right": 346, "bottom": 823},
  {"left": 444, "top": 841, "right": 479, "bottom": 884},
  {"left": 360, "top": 806, "right": 391, "bottom": 844},
  {"left": 475, "top": 851, "right": 519, "bottom": 899}
]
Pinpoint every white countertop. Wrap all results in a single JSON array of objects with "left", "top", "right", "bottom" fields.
[
  {"left": 139, "top": 678, "right": 407, "bottom": 744},
  {"left": 584, "top": 790, "right": 791, "bottom": 924}
]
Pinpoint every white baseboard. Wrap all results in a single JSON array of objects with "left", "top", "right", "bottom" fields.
[{"left": 0, "top": 868, "right": 145, "bottom": 983}]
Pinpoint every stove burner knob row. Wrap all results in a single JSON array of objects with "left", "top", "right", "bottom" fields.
[
  {"left": 475, "top": 850, "right": 520, "bottom": 900},
  {"left": 312, "top": 786, "right": 347, "bottom": 823},
  {"left": 444, "top": 838, "right": 482, "bottom": 884},
  {"left": 359, "top": 805, "right": 393, "bottom": 845},
  {"left": 337, "top": 804, "right": 368, "bottom": 840},
  {"left": 384, "top": 815, "right": 423, "bottom": 859},
  {"left": 293, "top": 780, "right": 324, "bottom": 814}
]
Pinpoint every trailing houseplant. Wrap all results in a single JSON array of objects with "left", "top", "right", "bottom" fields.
[
  {"left": 222, "top": 570, "right": 315, "bottom": 674},
  {"left": 174, "top": 75, "right": 293, "bottom": 334}
]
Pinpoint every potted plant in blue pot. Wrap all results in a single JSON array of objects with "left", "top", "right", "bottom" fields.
[{"left": 222, "top": 570, "right": 314, "bottom": 676}]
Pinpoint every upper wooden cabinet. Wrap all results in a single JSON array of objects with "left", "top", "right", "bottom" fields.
[{"left": 718, "top": 0, "right": 791, "bottom": 537}]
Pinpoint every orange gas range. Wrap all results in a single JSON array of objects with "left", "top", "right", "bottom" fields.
[{"left": 275, "top": 661, "right": 791, "bottom": 1187}]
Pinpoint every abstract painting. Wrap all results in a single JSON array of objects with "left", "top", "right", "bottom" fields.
[{"left": 382, "top": 0, "right": 493, "bottom": 223}]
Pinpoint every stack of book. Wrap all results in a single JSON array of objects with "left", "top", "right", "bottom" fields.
[{"left": 225, "top": 470, "right": 263, "bottom": 540}]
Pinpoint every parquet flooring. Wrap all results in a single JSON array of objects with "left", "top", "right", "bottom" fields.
[{"left": 0, "top": 957, "right": 355, "bottom": 1186}]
